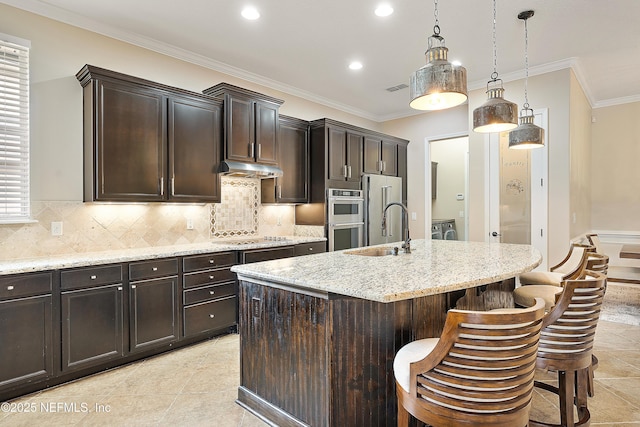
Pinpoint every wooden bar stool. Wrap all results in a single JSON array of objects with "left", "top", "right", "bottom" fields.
[
  {"left": 393, "top": 298, "right": 546, "bottom": 427},
  {"left": 529, "top": 270, "right": 607, "bottom": 427}
]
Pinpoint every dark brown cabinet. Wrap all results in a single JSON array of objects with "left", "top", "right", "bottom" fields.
[
  {"left": 294, "top": 241, "right": 327, "bottom": 256},
  {"left": 327, "top": 127, "right": 362, "bottom": 187},
  {"left": 203, "top": 83, "right": 283, "bottom": 166},
  {"left": 261, "top": 115, "right": 309, "bottom": 204},
  {"left": 363, "top": 137, "right": 398, "bottom": 176},
  {"left": 129, "top": 258, "right": 179, "bottom": 352},
  {"left": 240, "top": 246, "right": 295, "bottom": 264},
  {"left": 60, "top": 265, "right": 125, "bottom": 372},
  {"left": 77, "top": 65, "right": 223, "bottom": 203},
  {"left": 182, "top": 252, "right": 238, "bottom": 338},
  {"left": 0, "top": 273, "right": 54, "bottom": 392},
  {"left": 308, "top": 119, "right": 408, "bottom": 203},
  {"left": 168, "top": 95, "right": 222, "bottom": 202}
]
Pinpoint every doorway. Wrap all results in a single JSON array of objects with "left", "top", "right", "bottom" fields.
[
  {"left": 426, "top": 135, "right": 469, "bottom": 241},
  {"left": 487, "top": 108, "right": 549, "bottom": 270}
]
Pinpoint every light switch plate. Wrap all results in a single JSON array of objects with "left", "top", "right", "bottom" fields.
[{"left": 51, "top": 221, "right": 63, "bottom": 236}]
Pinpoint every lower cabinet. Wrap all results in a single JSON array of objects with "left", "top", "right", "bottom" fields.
[
  {"left": 129, "top": 258, "right": 179, "bottom": 352},
  {"left": 0, "top": 272, "right": 54, "bottom": 391},
  {"left": 60, "top": 265, "right": 124, "bottom": 372},
  {"left": 182, "top": 252, "right": 237, "bottom": 338}
]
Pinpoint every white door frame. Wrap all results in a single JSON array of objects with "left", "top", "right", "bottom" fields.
[
  {"left": 425, "top": 132, "right": 469, "bottom": 241},
  {"left": 485, "top": 108, "right": 549, "bottom": 270}
]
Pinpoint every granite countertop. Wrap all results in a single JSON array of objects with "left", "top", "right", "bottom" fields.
[
  {"left": 0, "top": 236, "right": 326, "bottom": 276},
  {"left": 231, "top": 239, "right": 542, "bottom": 303}
]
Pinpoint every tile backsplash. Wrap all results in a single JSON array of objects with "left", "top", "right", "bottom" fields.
[{"left": 0, "top": 177, "right": 323, "bottom": 261}]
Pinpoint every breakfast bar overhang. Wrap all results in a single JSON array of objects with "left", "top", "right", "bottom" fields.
[{"left": 231, "top": 239, "right": 542, "bottom": 427}]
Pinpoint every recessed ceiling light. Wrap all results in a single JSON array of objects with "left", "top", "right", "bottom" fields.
[
  {"left": 241, "top": 6, "right": 260, "bottom": 20},
  {"left": 349, "top": 61, "right": 363, "bottom": 70},
  {"left": 375, "top": 4, "right": 394, "bottom": 17},
  {"left": 452, "top": 60, "right": 462, "bottom": 67}
]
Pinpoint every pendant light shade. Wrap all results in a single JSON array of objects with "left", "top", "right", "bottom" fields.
[
  {"left": 410, "top": 35, "right": 468, "bottom": 110},
  {"left": 473, "top": 82, "right": 518, "bottom": 133},
  {"left": 509, "top": 108, "right": 544, "bottom": 149},
  {"left": 509, "top": 10, "right": 544, "bottom": 149},
  {"left": 472, "top": 0, "right": 518, "bottom": 133},
  {"left": 410, "top": 0, "right": 467, "bottom": 111}
]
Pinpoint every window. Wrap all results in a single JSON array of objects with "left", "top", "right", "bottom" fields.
[{"left": 0, "top": 33, "right": 30, "bottom": 223}]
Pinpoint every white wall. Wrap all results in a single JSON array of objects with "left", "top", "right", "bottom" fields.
[
  {"left": 431, "top": 137, "right": 467, "bottom": 241},
  {"left": 382, "top": 106, "right": 468, "bottom": 239}
]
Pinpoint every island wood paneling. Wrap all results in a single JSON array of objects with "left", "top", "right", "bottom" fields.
[{"left": 238, "top": 280, "right": 452, "bottom": 426}]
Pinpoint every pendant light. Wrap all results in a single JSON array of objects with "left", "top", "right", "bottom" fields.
[
  {"left": 410, "top": 0, "right": 467, "bottom": 111},
  {"left": 509, "top": 10, "right": 545, "bottom": 149},
  {"left": 473, "top": 0, "right": 518, "bottom": 133}
]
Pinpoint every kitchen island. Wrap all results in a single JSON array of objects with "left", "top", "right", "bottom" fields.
[{"left": 231, "top": 239, "right": 542, "bottom": 427}]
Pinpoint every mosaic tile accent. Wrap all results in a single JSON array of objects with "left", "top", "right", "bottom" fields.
[{"left": 211, "top": 177, "right": 259, "bottom": 238}]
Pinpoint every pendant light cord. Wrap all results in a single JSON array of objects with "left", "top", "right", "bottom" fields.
[
  {"left": 433, "top": 0, "right": 440, "bottom": 36},
  {"left": 491, "top": 0, "right": 498, "bottom": 81},
  {"left": 523, "top": 16, "right": 530, "bottom": 109}
]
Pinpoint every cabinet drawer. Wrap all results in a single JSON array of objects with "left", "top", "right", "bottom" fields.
[
  {"left": 61, "top": 265, "right": 122, "bottom": 290},
  {"left": 0, "top": 272, "right": 53, "bottom": 300},
  {"left": 183, "top": 296, "right": 237, "bottom": 337},
  {"left": 183, "top": 282, "right": 236, "bottom": 305},
  {"left": 183, "top": 268, "right": 235, "bottom": 289},
  {"left": 183, "top": 252, "right": 236, "bottom": 272},
  {"left": 129, "top": 258, "right": 178, "bottom": 281},
  {"left": 294, "top": 241, "right": 326, "bottom": 256},
  {"left": 241, "top": 246, "right": 295, "bottom": 264}
]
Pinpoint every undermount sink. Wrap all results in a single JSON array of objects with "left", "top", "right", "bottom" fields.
[{"left": 344, "top": 246, "right": 396, "bottom": 257}]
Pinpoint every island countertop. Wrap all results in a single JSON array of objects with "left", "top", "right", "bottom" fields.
[{"left": 231, "top": 239, "right": 542, "bottom": 303}]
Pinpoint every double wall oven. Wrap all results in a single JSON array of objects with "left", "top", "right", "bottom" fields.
[{"left": 327, "top": 189, "right": 364, "bottom": 251}]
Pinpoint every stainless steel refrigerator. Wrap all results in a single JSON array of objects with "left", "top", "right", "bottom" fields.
[{"left": 362, "top": 174, "right": 403, "bottom": 246}]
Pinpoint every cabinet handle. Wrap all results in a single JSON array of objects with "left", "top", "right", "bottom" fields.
[
  {"left": 90, "top": 275, "right": 97, "bottom": 280},
  {"left": 209, "top": 275, "right": 215, "bottom": 280},
  {"left": 249, "top": 143, "right": 254, "bottom": 158},
  {"left": 382, "top": 161, "right": 386, "bottom": 172},
  {"left": 257, "top": 143, "right": 262, "bottom": 159},
  {"left": 131, "top": 285, "right": 137, "bottom": 289},
  {"left": 209, "top": 260, "right": 215, "bottom": 264},
  {"left": 7, "top": 285, "right": 14, "bottom": 291},
  {"left": 343, "top": 165, "right": 348, "bottom": 178},
  {"left": 117, "top": 286, "right": 123, "bottom": 291},
  {"left": 171, "top": 177, "right": 175, "bottom": 196},
  {"left": 209, "top": 314, "right": 215, "bottom": 319},
  {"left": 152, "top": 267, "right": 158, "bottom": 271},
  {"left": 160, "top": 177, "right": 164, "bottom": 196},
  {"left": 278, "top": 185, "right": 282, "bottom": 199},
  {"left": 209, "top": 290, "right": 216, "bottom": 295},
  {"left": 309, "top": 247, "right": 314, "bottom": 251},
  {"left": 348, "top": 165, "right": 352, "bottom": 178}
]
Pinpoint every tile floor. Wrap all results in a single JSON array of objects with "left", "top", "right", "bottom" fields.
[{"left": 1, "top": 320, "right": 639, "bottom": 426}]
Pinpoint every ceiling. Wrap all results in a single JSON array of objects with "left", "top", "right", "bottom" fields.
[{"left": 5, "top": 0, "right": 640, "bottom": 121}]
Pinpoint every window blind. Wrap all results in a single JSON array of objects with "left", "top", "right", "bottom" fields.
[{"left": 0, "top": 34, "right": 30, "bottom": 222}]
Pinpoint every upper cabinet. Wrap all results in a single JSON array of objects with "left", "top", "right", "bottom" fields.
[
  {"left": 203, "top": 83, "right": 283, "bottom": 166},
  {"left": 308, "top": 119, "right": 408, "bottom": 201},
  {"left": 76, "top": 65, "right": 222, "bottom": 203},
  {"left": 363, "top": 137, "right": 397, "bottom": 176},
  {"left": 262, "top": 115, "right": 309, "bottom": 204}
]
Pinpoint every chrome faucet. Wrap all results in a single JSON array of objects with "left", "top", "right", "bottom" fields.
[{"left": 382, "top": 202, "right": 411, "bottom": 254}]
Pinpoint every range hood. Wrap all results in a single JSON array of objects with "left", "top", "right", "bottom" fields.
[{"left": 220, "top": 160, "right": 283, "bottom": 179}]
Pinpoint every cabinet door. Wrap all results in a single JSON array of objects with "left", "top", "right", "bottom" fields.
[
  {"left": 327, "top": 127, "right": 347, "bottom": 181},
  {"left": 225, "top": 93, "right": 254, "bottom": 162},
  {"left": 363, "top": 136, "right": 381, "bottom": 174},
  {"left": 346, "top": 132, "right": 363, "bottom": 183},
  {"left": 61, "top": 284, "right": 124, "bottom": 371},
  {"left": 0, "top": 295, "right": 53, "bottom": 390},
  {"left": 168, "top": 95, "right": 222, "bottom": 202},
  {"left": 397, "top": 143, "right": 408, "bottom": 204},
  {"left": 130, "top": 276, "right": 179, "bottom": 352},
  {"left": 277, "top": 118, "right": 309, "bottom": 203},
  {"left": 255, "top": 102, "right": 278, "bottom": 165},
  {"left": 94, "top": 80, "right": 166, "bottom": 201},
  {"left": 381, "top": 140, "right": 398, "bottom": 176}
]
